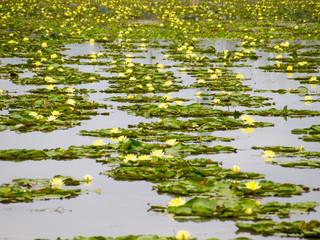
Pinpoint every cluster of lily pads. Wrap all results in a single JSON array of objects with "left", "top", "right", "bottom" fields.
[{"left": 0, "top": 0, "right": 320, "bottom": 239}]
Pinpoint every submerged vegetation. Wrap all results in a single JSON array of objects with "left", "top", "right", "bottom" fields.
[{"left": 0, "top": 0, "right": 319, "bottom": 239}]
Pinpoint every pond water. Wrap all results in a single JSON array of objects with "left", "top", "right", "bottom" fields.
[{"left": 0, "top": 39, "right": 319, "bottom": 240}]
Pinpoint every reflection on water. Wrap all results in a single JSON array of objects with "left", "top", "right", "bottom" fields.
[{"left": 0, "top": 39, "right": 319, "bottom": 240}]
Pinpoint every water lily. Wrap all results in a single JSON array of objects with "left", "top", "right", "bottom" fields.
[
  {"left": 117, "top": 136, "right": 127, "bottom": 142},
  {"left": 165, "top": 80, "right": 173, "bottom": 87},
  {"left": 44, "top": 76, "right": 55, "bottom": 83},
  {"left": 124, "top": 154, "right": 137, "bottom": 162},
  {"left": 240, "top": 114, "right": 255, "bottom": 125},
  {"left": 212, "top": 98, "right": 221, "bottom": 104},
  {"left": 158, "top": 103, "right": 168, "bottom": 109},
  {"left": 29, "top": 111, "right": 38, "bottom": 118},
  {"left": 138, "top": 155, "right": 151, "bottom": 160},
  {"left": 310, "top": 76, "right": 317, "bottom": 81},
  {"left": 166, "top": 139, "right": 178, "bottom": 146},
  {"left": 245, "top": 181, "right": 261, "bottom": 191},
  {"left": 174, "top": 101, "right": 183, "bottom": 106},
  {"left": 83, "top": 174, "right": 93, "bottom": 182},
  {"left": 299, "top": 145, "right": 304, "bottom": 152},
  {"left": 66, "top": 87, "right": 75, "bottom": 93},
  {"left": 50, "top": 53, "right": 58, "bottom": 59},
  {"left": 176, "top": 230, "right": 191, "bottom": 240},
  {"left": 197, "top": 79, "right": 206, "bottom": 83},
  {"left": 236, "top": 74, "right": 243, "bottom": 79},
  {"left": 232, "top": 165, "right": 240, "bottom": 173},
  {"left": 151, "top": 149, "right": 165, "bottom": 158},
  {"left": 168, "top": 197, "right": 186, "bottom": 207},
  {"left": 245, "top": 208, "right": 253, "bottom": 214},
  {"left": 51, "top": 177, "right": 64, "bottom": 189},
  {"left": 46, "top": 85, "right": 54, "bottom": 90},
  {"left": 92, "top": 139, "right": 105, "bottom": 146},
  {"left": 286, "top": 65, "right": 293, "bottom": 71},
  {"left": 47, "top": 115, "right": 57, "bottom": 122},
  {"left": 262, "top": 150, "right": 275, "bottom": 159},
  {"left": 41, "top": 42, "right": 47, "bottom": 48},
  {"left": 196, "top": 91, "right": 202, "bottom": 98},
  {"left": 110, "top": 127, "right": 119, "bottom": 133},
  {"left": 66, "top": 99, "right": 76, "bottom": 106}
]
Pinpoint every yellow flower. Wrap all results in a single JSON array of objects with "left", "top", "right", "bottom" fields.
[
  {"left": 286, "top": 66, "right": 293, "bottom": 71},
  {"left": 232, "top": 165, "right": 240, "bottom": 173},
  {"left": 157, "top": 63, "right": 164, "bottom": 68},
  {"left": 212, "top": 98, "right": 221, "bottom": 104},
  {"left": 151, "top": 149, "right": 165, "bottom": 158},
  {"left": 245, "top": 181, "right": 261, "bottom": 191},
  {"left": 29, "top": 111, "right": 38, "bottom": 117},
  {"left": 34, "top": 62, "right": 41, "bottom": 67},
  {"left": 0, "top": 89, "right": 3, "bottom": 94},
  {"left": 138, "top": 155, "right": 151, "bottom": 160},
  {"left": 236, "top": 74, "right": 243, "bottom": 79},
  {"left": 158, "top": 103, "right": 168, "bottom": 109},
  {"left": 240, "top": 115, "right": 255, "bottom": 125},
  {"left": 118, "top": 136, "right": 127, "bottom": 142},
  {"left": 51, "top": 111, "right": 60, "bottom": 116},
  {"left": 294, "top": 25, "right": 298, "bottom": 30},
  {"left": 196, "top": 91, "right": 202, "bottom": 98},
  {"left": 176, "top": 230, "right": 191, "bottom": 240},
  {"left": 165, "top": 80, "right": 173, "bottom": 87},
  {"left": 50, "top": 53, "right": 58, "bottom": 59},
  {"left": 92, "top": 139, "right": 105, "bottom": 146},
  {"left": 47, "top": 115, "right": 57, "bottom": 122},
  {"left": 66, "top": 99, "right": 76, "bottom": 106},
  {"left": 304, "top": 96, "right": 313, "bottom": 101},
  {"left": 210, "top": 74, "right": 218, "bottom": 79},
  {"left": 44, "top": 76, "right": 55, "bottom": 83},
  {"left": 83, "top": 174, "right": 93, "bottom": 182},
  {"left": 110, "top": 127, "right": 119, "bottom": 133},
  {"left": 245, "top": 208, "right": 253, "bottom": 214},
  {"left": 310, "top": 76, "right": 317, "bottom": 81},
  {"left": 197, "top": 79, "right": 205, "bottom": 84},
  {"left": 168, "top": 197, "right": 186, "bottom": 207},
  {"left": 41, "top": 42, "right": 47, "bottom": 48},
  {"left": 51, "top": 178, "right": 64, "bottom": 189},
  {"left": 174, "top": 101, "right": 183, "bottom": 106},
  {"left": 262, "top": 150, "right": 275, "bottom": 159},
  {"left": 299, "top": 145, "right": 304, "bottom": 152},
  {"left": 66, "top": 87, "right": 75, "bottom": 93},
  {"left": 166, "top": 139, "right": 178, "bottom": 146},
  {"left": 124, "top": 154, "right": 137, "bottom": 162}
]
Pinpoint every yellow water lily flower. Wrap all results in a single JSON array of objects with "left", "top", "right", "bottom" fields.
[
  {"left": 46, "top": 85, "right": 54, "bottom": 90},
  {"left": 176, "top": 230, "right": 191, "bottom": 240},
  {"left": 92, "top": 139, "right": 105, "bottom": 146},
  {"left": 245, "top": 181, "right": 261, "bottom": 191},
  {"left": 124, "top": 154, "right": 137, "bottom": 162},
  {"left": 236, "top": 74, "right": 243, "bottom": 79},
  {"left": 286, "top": 66, "right": 293, "bottom": 71},
  {"left": 117, "top": 136, "right": 127, "bottom": 142},
  {"left": 174, "top": 101, "right": 183, "bottom": 106},
  {"left": 44, "top": 76, "right": 55, "bottom": 83},
  {"left": 66, "top": 99, "right": 76, "bottom": 106},
  {"left": 245, "top": 208, "right": 253, "bottom": 214},
  {"left": 29, "top": 111, "right": 38, "bottom": 117},
  {"left": 110, "top": 127, "right": 119, "bottom": 133},
  {"left": 262, "top": 150, "right": 275, "bottom": 159},
  {"left": 212, "top": 98, "right": 221, "bottom": 104},
  {"left": 165, "top": 80, "right": 173, "bottom": 87},
  {"left": 168, "top": 197, "right": 186, "bottom": 207},
  {"left": 197, "top": 79, "right": 205, "bottom": 83},
  {"left": 310, "top": 76, "right": 317, "bottom": 81},
  {"left": 196, "top": 91, "right": 202, "bottom": 98},
  {"left": 138, "top": 155, "right": 151, "bottom": 160},
  {"left": 47, "top": 115, "right": 57, "bottom": 122},
  {"left": 299, "top": 145, "right": 304, "bottom": 152},
  {"left": 51, "top": 111, "right": 60, "bottom": 116},
  {"left": 41, "top": 42, "right": 47, "bottom": 48},
  {"left": 51, "top": 178, "right": 64, "bottom": 189},
  {"left": 158, "top": 103, "right": 168, "bottom": 109},
  {"left": 50, "top": 53, "right": 58, "bottom": 59},
  {"left": 83, "top": 174, "right": 93, "bottom": 182},
  {"left": 166, "top": 139, "right": 178, "bottom": 146},
  {"left": 232, "top": 165, "right": 240, "bottom": 173},
  {"left": 240, "top": 114, "right": 255, "bottom": 125},
  {"left": 151, "top": 149, "right": 165, "bottom": 158},
  {"left": 66, "top": 87, "right": 75, "bottom": 93}
]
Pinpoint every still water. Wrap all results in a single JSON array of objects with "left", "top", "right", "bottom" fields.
[{"left": 0, "top": 40, "right": 319, "bottom": 240}]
